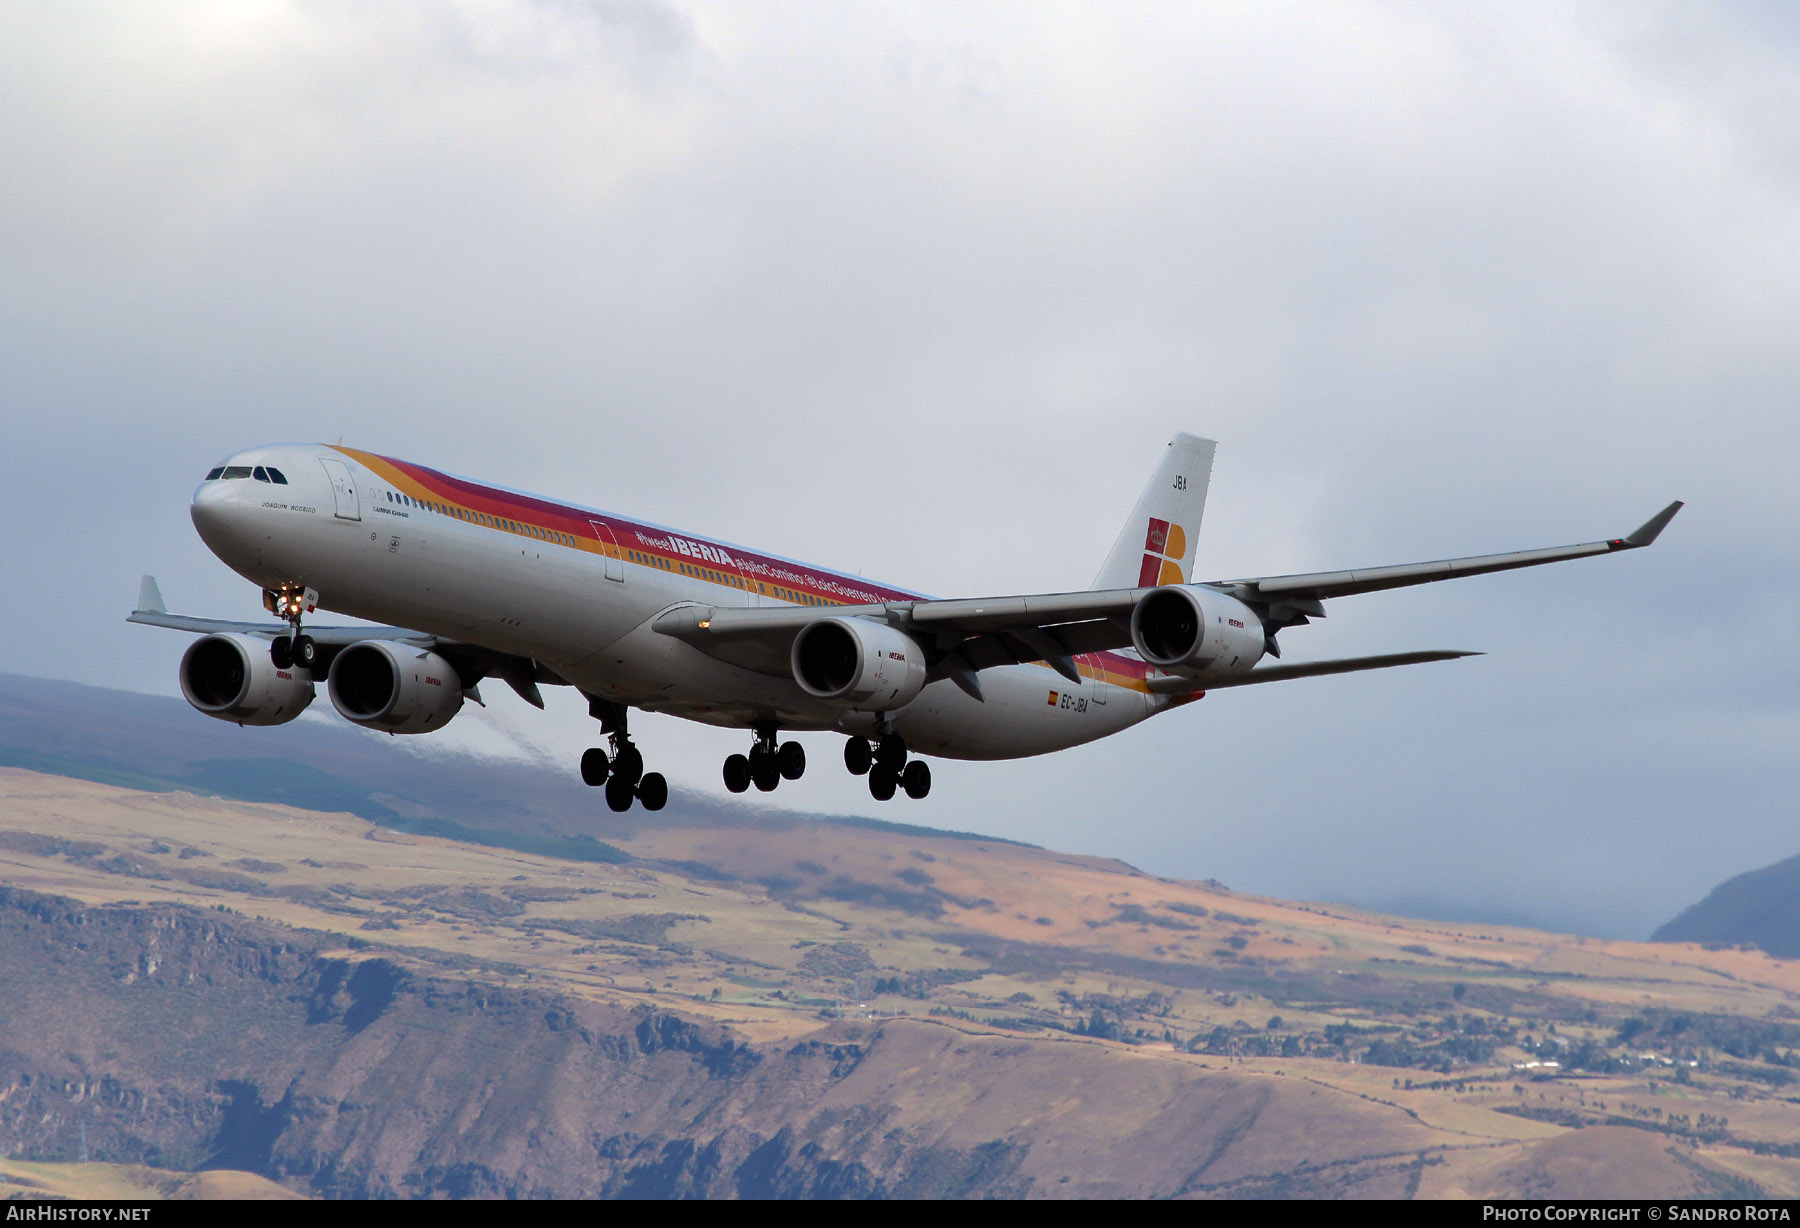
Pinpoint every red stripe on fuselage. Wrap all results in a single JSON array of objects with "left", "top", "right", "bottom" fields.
[{"left": 335, "top": 446, "right": 1155, "bottom": 689}]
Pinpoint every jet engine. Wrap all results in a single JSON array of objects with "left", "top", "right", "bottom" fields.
[
  {"left": 327, "top": 641, "right": 464, "bottom": 734},
  {"left": 1130, "top": 586, "right": 1266, "bottom": 681},
  {"left": 791, "top": 617, "right": 927, "bottom": 710},
  {"left": 179, "top": 633, "right": 315, "bottom": 726}
]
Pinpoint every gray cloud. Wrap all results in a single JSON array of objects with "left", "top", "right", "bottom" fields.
[{"left": 2, "top": 2, "right": 1794, "bottom": 937}]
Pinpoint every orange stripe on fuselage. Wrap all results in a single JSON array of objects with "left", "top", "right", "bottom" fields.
[{"left": 331, "top": 446, "right": 1158, "bottom": 693}]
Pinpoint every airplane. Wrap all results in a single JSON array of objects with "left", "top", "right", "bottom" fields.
[{"left": 129, "top": 434, "right": 1681, "bottom": 813}]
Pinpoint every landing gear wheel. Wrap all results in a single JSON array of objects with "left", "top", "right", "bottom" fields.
[
  {"left": 604, "top": 776, "right": 635, "bottom": 812},
  {"left": 844, "top": 738, "right": 871, "bottom": 776},
  {"left": 723, "top": 754, "right": 751, "bottom": 793},
  {"left": 902, "top": 760, "right": 931, "bottom": 800},
  {"left": 270, "top": 636, "right": 294, "bottom": 670},
  {"left": 294, "top": 635, "right": 318, "bottom": 671},
  {"left": 612, "top": 744, "right": 644, "bottom": 788},
  {"left": 778, "top": 741, "right": 806, "bottom": 781},
  {"left": 580, "top": 748, "right": 611, "bottom": 787},
  {"left": 750, "top": 749, "right": 781, "bottom": 792},
  {"left": 869, "top": 766, "right": 898, "bottom": 802},
  {"left": 637, "top": 772, "right": 667, "bottom": 812},
  {"left": 876, "top": 733, "right": 908, "bottom": 773}
]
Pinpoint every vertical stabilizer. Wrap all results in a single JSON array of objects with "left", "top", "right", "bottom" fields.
[{"left": 1091, "top": 434, "right": 1216, "bottom": 590}]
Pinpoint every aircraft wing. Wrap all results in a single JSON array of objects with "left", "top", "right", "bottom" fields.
[
  {"left": 654, "top": 501, "right": 1680, "bottom": 697},
  {"left": 128, "top": 610, "right": 434, "bottom": 645},
  {"left": 1208, "top": 501, "right": 1683, "bottom": 603},
  {"left": 653, "top": 590, "right": 1145, "bottom": 691},
  {"left": 128, "top": 574, "right": 437, "bottom": 647},
  {"left": 127, "top": 577, "right": 562, "bottom": 708}
]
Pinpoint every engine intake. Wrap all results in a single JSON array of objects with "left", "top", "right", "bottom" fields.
[
  {"left": 327, "top": 641, "right": 464, "bottom": 734},
  {"left": 791, "top": 617, "right": 927, "bottom": 710},
  {"left": 1130, "top": 586, "right": 1265, "bottom": 681},
  {"left": 179, "top": 633, "right": 314, "bottom": 726}
]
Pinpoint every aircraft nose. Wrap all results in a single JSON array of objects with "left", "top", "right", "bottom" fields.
[{"left": 189, "top": 479, "right": 240, "bottom": 550}]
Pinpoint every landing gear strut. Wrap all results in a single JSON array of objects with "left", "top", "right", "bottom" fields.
[
  {"left": 843, "top": 730, "right": 929, "bottom": 801},
  {"left": 265, "top": 584, "right": 318, "bottom": 671},
  {"left": 724, "top": 724, "right": 806, "bottom": 794},
  {"left": 578, "top": 696, "right": 665, "bottom": 812}
]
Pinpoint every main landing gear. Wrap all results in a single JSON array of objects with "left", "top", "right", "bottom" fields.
[
  {"left": 723, "top": 724, "right": 806, "bottom": 794},
  {"left": 265, "top": 583, "right": 318, "bottom": 671},
  {"left": 843, "top": 732, "right": 930, "bottom": 802},
  {"left": 578, "top": 698, "right": 666, "bottom": 813}
]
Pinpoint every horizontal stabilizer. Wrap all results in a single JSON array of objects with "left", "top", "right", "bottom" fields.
[
  {"left": 136, "top": 575, "right": 166, "bottom": 615},
  {"left": 1146, "top": 650, "right": 1481, "bottom": 694}
]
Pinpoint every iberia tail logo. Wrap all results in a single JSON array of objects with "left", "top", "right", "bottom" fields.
[{"left": 1136, "top": 518, "right": 1188, "bottom": 586}]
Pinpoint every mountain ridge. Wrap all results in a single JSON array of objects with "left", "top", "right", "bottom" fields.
[
  {"left": 1652, "top": 852, "right": 1800, "bottom": 957},
  {"left": 5, "top": 764, "right": 1800, "bottom": 1198}
]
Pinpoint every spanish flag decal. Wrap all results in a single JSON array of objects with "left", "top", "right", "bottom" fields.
[{"left": 1047, "top": 691, "right": 1059, "bottom": 706}]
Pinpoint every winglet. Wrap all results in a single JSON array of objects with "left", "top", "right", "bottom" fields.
[
  {"left": 1618, "top": 501, "right": 1684, "bottom": 550},
  {"left": 136, "top": 575, "right": 167, "bottom": 615}
]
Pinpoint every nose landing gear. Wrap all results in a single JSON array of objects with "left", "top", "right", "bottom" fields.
[{"left": 265, "top": 584, "right": 319, "bottom": 671}]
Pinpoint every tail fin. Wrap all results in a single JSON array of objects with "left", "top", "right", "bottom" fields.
[{"left": 1091, "top": 433, "right": 1216, "bottom": 590}]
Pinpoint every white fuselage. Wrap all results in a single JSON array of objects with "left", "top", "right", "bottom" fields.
[{"left": 190, "top": 444, "right": 1171, "bottom": 760}]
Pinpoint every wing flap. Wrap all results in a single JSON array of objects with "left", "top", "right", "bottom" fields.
[
  {"left": 908, "top": 589, "right": 1141, "bottom": 633},
  {"left": 680, "top": 587, "right": 1145, "bottom": 639}
]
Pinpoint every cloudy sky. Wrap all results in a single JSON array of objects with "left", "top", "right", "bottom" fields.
[{"left": 3, "top": 1, "right": 1795, "bottom": 938}]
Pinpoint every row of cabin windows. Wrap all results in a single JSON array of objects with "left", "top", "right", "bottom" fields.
[
  {"left": 205, "top": 465, "right": 288, "bottom": 484},
  {"left": 383, "top": 488, "right": 579, "bottom": 546}
]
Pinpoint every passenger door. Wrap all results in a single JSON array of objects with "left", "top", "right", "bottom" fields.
[
  {"left": 318, "top": 457, "right": 361, "bottom": 521},
  {"left": 588, "top": 520, "right": 625, "bottom": 583}
]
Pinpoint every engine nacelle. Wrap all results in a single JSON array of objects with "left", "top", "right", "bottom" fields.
[
  {"left": 327, "top": 641, "right": 464, "bottom": 734},
  {"left": 179, "top": 633, "right": 315, "bottom": 726},
  {"left": 1130, "top": 586, "right": 1266, "bottom": 682},
  {"left": 791, "top": 617, "right": 928, "bottom": 711}
]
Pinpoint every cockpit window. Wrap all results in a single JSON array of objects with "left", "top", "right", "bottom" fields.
[
  {"left": 221, "top": 466, "right": 252, "bottom": 479},
  {"left": 205, "top": 467, "right": 225, "bottom": 481},
  {"left": 253, "top": 466, "right": 269, "bottom": 482},
  {"left": 265, "top": 467, "right": 287, "bottom": 484}
]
